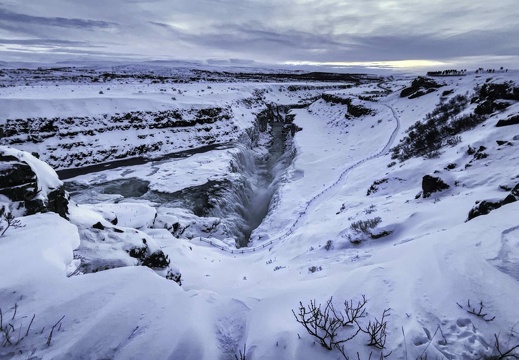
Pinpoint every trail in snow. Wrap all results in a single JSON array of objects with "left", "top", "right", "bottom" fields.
[{"left": 199, "top": 90, "right": 401, "bottom": 254}]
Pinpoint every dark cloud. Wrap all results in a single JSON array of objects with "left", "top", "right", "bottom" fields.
[
  {"left": 0, "top": 39, "right": 89, "bottom": 46},
  {"left": 343, "top": 29, "right": 519, "bottom": 62},
  {"left": 0, "top": 8, "right": 115, "bottom": 29}
]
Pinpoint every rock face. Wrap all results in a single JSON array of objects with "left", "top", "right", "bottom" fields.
[
  {"left": 0, "top": 146, "right": 69, "bottom": 218},
  {"left": 0, "top": 106, "right": 236, "bottom": 170},
  {"left": 422, "top": 175, "right": 450, "bottom": 198}
]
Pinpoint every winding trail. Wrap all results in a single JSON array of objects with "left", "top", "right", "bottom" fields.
[{"left": 198, "top": 88, "right": 401, "bottom": 254}]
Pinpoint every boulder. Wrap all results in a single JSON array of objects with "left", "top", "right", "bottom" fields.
[{"left": 422, "top": 175, "right": 450, "bottom": 198}]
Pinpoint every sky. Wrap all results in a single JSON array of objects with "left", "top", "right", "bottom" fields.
[{"left": 0, "top": 0, "right": 518, "bottom": 70}]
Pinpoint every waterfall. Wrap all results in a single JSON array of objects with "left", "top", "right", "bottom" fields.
[{"left": 206, "top": 104, "right": 297, "bottom": 247}]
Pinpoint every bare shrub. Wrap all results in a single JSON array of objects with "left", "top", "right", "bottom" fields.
[
  {"left": 1, "top": 303, "right": 64, "bottom": 350},
  {"left": 360, "top": 309, "right": 390, "bottom": 349},
  {"left": 308, "top": 266, "right": 322, "bottom": 273},
  {"left": 292, "top": 297, "right": 363, "bottom": 350},
  {"left": 293, "top": 296, "right": 390, "bottom": 358},
  {"left": 0, "top": 211, "right": 25, "bottom": 237},
  {"left": 324, "top": 240, "right": 333, "bottom": 251}
]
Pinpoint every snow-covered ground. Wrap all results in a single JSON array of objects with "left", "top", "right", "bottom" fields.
[{"left": 1, "top": 66, "right": 519, "bottom": 359}]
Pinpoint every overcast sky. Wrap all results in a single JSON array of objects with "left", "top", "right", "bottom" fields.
[{"left": 1, "top": 0, "right": 518, "bottom": 69}]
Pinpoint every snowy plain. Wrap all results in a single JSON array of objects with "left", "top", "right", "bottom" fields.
[{"left": 1, "top": 65, "right": 519, "bottom": 359}]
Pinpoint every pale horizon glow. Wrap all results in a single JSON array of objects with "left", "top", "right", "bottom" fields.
[{"left": 283, "top": 59, "right": 449, "bottom": 70}]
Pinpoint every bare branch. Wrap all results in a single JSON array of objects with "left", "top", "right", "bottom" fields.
[
  {"left": 47, "top": 315, "right": 65, "bottom": 346},
  {"left": 457, "top": 299, "right": 495, "bottom": 322},
  {"left": 344, "top": 295, "right": 367, "bottom": 326},
  {"left": 493, "top": 333, "right": 519, "bottom": 359},
  {"left": 360, "top": 308, "right": 390, "bottom": 349}
]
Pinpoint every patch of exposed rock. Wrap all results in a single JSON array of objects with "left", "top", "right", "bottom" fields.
[
  {"left": 400, "top": 77, "right": 443, "bottom": 99},
  {"left": 0, "top": 147, "right": 68, "bottom": 218},
  {"left": 467, "top": 183, "right": 519, "bottom": 221},
  {"left": 422, "top": 175, "right": 450, "bottom": 198}
]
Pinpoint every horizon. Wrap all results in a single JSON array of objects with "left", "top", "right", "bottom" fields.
[{"left": 1, "top": 58, "right": 517, "bottom": 77}]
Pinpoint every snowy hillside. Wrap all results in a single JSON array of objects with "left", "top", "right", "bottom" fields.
[{"left": 1, "top": 65, "right": 519, "bottom": 359}]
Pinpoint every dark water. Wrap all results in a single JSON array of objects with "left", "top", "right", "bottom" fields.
[{"left": 57, "top": 143, "right": 231, "bottom": 180}]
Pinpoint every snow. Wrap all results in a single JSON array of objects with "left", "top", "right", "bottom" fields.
[
  {"left": 80, "top": 203, "right": 157, "bottom": 229},
  {"left": 0, "top": 146, "right": 63, "bottom": 196},
  {"left": 69, "top": 146, "right": 241, "bottom": 195},
  {"left": 1, "top": 66, "right": 519, "bottom": 359}
]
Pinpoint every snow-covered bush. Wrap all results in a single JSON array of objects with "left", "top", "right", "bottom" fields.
[
  {"left": 367, "top": 179, "right": 388, "bottom": 196},
  {"left": 127, "top": 239, "right": 181, "bottom": 285},
  {"left": 345, "top": 217, "right": 392, "bottom": 244},
  {"left": 473, "top": 82, "right": 519, "bottom": 115},
  {"left": 350, "top": 217, "right": 381, "bottom": 235}
]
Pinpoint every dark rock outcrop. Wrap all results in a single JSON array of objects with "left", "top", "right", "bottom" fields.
[
  {"left": 92, "top": 221, "right": 105, "bottom": 230},
  {"left": 467, "top": 183, "right": 519, "bottom": 221},
  {"left": 466, "top": 145, "right": 488, "bottom": 162},
  {"left": 445, "top": 163, "right": 457, "bottom": 170},
  {"left": 47, "top": 186, "right": 69, "bottom": 218},
  {"left": 496, "top": 115, "right": 519, "bottom": 127},
  {"left": 0, "top": 147, "right": 69, "bottom": 218},
  {"left": 422, "top": 175, "right": 450, "bottom": 198},
  {"left": 468, "top": 200, "right": 503, "bottom": 221},
  {"left": 320, "top": 94, "right": 374, "bottom": 118},
  {"left": 400, "top": 77, "right": 442, "bottom": 99}
]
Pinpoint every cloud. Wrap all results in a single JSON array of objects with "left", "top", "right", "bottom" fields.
[
  {"left": 0, "top": 8, "right": 115, "bottom": 29},
  {"left": 0, "top": 39, "right": 90, "bottom": 46},
  {"left": 0, "top": 0, "right": 517, "bottom": 67}
]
